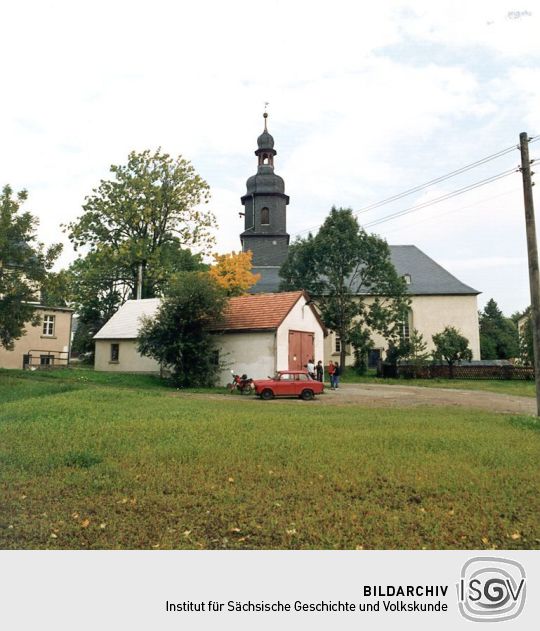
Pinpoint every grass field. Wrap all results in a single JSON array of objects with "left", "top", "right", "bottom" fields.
[{"left": 1, "top": 369, "right": 539, "bottom": 550}]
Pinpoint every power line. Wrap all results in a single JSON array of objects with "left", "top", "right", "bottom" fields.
[
  {"left": 380, "top": 186, "right": 521, "bottom": 236},
  {"left": 293, "top": 137, "right": 538, "bottom": 238},
  {"left": 355, "top": 145, "right": 517, "bottom": 215},
  {"left": 364, "top": 167, "right": 519, "bottom": 229}
]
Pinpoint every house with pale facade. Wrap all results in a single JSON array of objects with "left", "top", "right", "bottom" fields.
[
  {"left": 94, "top": 290, "right": 326, "bottom": 385},
  {"left": 324, "top": 245, "right": 481, "bottom": 366},
  {"left": 239, "top": 114, "right": 481, "bottom": 365},
  {"left": 0, "top": 305, "right": 73, "bottom": 369}
]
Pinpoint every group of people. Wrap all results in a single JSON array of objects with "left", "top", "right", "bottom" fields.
[{"left": 305, "top": 359, "right": 341, "bottom": 390}]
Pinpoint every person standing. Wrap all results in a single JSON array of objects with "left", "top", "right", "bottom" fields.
[
  {"left": 316, "top": 360, "right": 324, "bottom": 382},
  {"left": 328, "top": 360, "right": 336, "bottom": 389},
  {"left": 333, "top": 361, "right": 341, "bottom": 389},
  {"left": 306, "top": 358, "right": 315, "bottom": 380}
]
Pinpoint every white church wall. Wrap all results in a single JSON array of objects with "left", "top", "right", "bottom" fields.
[
  {"left": 323, "top": 294, "right": 481, "bottom": 366},
  {"left": 406, "top": 294, "right": 480, "bottom": 360}
]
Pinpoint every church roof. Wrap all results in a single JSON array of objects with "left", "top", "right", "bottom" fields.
[
  {"left": 250, "top": 245, "right": 479, "bottom": 295},
  {"left": 245, "top": 168, "right": 286, "bottom": 196},
  {"left": 389, "top": 245, "right": 479, "bottom": 295},
  {"left": 257, "top": 130, "right": 274, "bottom": 150}
]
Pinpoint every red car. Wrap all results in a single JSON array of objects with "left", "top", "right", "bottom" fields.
[{"left": 254, "top": 370, "right": 324, "bottom": 400}]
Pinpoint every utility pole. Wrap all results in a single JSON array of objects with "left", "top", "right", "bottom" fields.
[
  {"left": 136, "top": 262, "right": 143, "bottom": 300},
  {"left": 519, "top": 132, "right": 540, "bottom": 417}
]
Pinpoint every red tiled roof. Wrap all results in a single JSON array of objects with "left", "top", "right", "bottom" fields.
[{"left": 210, "top": 291, "right": 305, "bottom": 331}]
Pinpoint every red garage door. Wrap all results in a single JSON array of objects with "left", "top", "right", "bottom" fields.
[{"left": 288, "top": 330, "right": 314, "bottom": 371}]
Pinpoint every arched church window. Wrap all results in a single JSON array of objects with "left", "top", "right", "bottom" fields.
[
  {"left": 261, "top": 207, "right": 270, "bottom": 225},
  {"left": 399, "top": 309, "right": 412, "bottom": 341},
  {"left": 262, "top": 154, "right": 269, "bottom": 164}
]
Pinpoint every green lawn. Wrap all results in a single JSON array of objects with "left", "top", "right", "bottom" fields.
[
  {"left": 1, "top": 369, "right": 539, "bottom": 550},
  {"left": 340, "top": 367, "right": 537, "bottom": 398}
]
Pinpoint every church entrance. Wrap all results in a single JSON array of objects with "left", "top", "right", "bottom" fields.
[{"left": 288, "top": 330, "right": 314, "bottom": 371}]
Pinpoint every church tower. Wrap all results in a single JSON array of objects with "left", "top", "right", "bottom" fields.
[{"left": 240, "top": 113, "right": 290, "bottom": 277}]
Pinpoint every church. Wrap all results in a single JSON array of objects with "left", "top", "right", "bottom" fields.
[
  {"left": 239, "top": 114, "right": 481, "bottom": 365},
  {"left": 93, "top": 115, "right": 481, "bottom": 379}
]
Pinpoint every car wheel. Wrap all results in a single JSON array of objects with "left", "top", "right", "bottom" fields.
[
  {"left": 301, "top": 389, "right": 314, "bottom": 401},
  {"left": 260, "top": 389, "right": 274, "bottom": 400}
]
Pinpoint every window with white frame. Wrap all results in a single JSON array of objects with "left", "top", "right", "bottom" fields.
[
  {"left": 335, "top": 336, "right": 341, "bottom": 353},
  {"left": 400, "top": 310, "right": 412, "bottom": 341},
  {"left": 42, "top": 315, "right": 55, "bottom": 336}
]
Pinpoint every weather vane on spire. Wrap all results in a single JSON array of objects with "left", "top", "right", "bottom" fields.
[{"left": 263, "top": 101, "right": 269, "bottom": 130}]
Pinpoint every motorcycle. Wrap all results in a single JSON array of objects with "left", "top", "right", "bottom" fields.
[{"left": 227, "top": 370, "right": 254, "bottom": 394}]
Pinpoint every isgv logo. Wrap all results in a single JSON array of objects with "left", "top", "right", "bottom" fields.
[{"left": 457, "top": 557, "right": 526, "bottom": 622}]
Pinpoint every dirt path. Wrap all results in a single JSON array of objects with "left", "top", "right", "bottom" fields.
[
  {"left": 313, "top": 383, "right": 536, "bottom": 414},
  {"left": 176, "top": 384, "right": 536, "bottom": 415}
]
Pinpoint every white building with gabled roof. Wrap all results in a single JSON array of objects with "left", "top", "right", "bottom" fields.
[{"left": 94, "top": 291, "right": 326, "bottom": 384}]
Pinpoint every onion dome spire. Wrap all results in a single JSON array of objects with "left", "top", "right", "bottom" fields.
[{"left": 256, "top": 110, "right": 276, "bottom": 165}]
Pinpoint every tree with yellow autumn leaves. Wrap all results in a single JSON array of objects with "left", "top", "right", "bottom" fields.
[{"left": 208, "top": 251, "right": 260, "bottom": 296}]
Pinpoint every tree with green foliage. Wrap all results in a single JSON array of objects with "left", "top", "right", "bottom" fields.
[
  {"left": 349, "top": 325, "right": 374, "bottom": 375},
  {"left": 65, "top": 149, "right": 212, "bottom": 356},
  {"left": 280, "top": 207, "right": 409, "bottom": 369},
  {"left": 402, "top": 329, "right": 430, "bottom": 363},
  {"left": 386, "top": 329, "right": 430, "bottom": 378},
  {"left": 68, "top": 246, "right": 205, "bottom": 358},
  {"left": 0, "top": 185, "right": 62, "bottom": 349},
  {"left": 513, "top": 307, "right": 534, "bottom": 366},
  {"left": 40, "top": 269, "right": 71, "bottom": 308},
  {"left": 432, "top": 326, "right": 472, "bottom": 376},
  {"left": 65, "top": 148, "right": 214, "bottom": 297},
  {"left": 387, "top": 328, "right": 430, "bottom": 363},
  {"left": 137, "top": 272, "right": 227, "bottom": 387},
  {"left": 479, "top": 298, "right": 519, "bottom": 359},
  {"left": 520, "top": 316, "right": 534, "bottom": 366},
  {"left": 67, "top": 250, "right": 130, "bottom": 357}
]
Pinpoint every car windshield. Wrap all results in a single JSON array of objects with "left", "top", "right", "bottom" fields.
[{"left": 278, "top": 372, "right": 294, "bottom": 381}]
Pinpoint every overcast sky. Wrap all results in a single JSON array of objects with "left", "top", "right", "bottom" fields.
[{"left": 1, "top": 0, "right": 539, "bottom": 314}]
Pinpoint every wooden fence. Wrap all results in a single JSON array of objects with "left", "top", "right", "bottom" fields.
[
  {"left": 23, "top": 349, "right": 69, "bottom": 370},
  {"left": 379, "top": 363, "right": 535, "bottom": 380}
]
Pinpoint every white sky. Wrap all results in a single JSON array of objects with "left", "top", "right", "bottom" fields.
[{"left": 1, "top": 0, "right": 539, "bottom": 314}]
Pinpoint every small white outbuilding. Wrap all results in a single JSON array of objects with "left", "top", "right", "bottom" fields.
[{"left": 94, "top": 290, "right": 326, "bottom": 385}]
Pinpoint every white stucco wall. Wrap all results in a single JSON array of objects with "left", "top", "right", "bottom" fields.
[
  {"left": 94, "top": 296, "right": 326, "bottom": 385},
  {"left": 324, "top": 294, "right": 481, "bottom": 365},
  {"left": 214, "top": 331, "right": 276, "bottom": 385},
  {"left": 407, "top": 295, "right": 480, "bottom": 359},
  {"left": 277, "top": 297, "right": 325, "bottom": 368},
  {"left": 95, "top": 333, "right": 277, "bottom": 385},
  {"left": 94, "top": 339, "right": 160, "bottom": 373}
]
